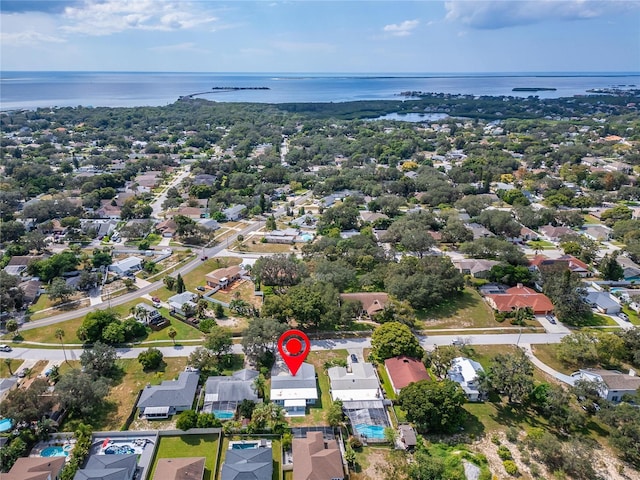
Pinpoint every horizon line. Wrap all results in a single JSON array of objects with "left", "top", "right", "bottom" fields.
[{"left": 2, "top": 70, "right": 640, "bottom": 76}]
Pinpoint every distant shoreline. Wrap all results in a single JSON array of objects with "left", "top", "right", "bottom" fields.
[{"left": 512, "top": 87, "right": 557, "bottom": 92}]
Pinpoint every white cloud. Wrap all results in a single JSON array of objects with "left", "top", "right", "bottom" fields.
[
  {"left": 383, "top": 19, "right": 419, "bottom": 37},
  {"left": 1, "top": 30, "right": 67, "bottom": 46},
  {"left": 61, "top": 0, "right": 218, "bottom": 35},
  {"left": 445, "top": 0, "right": 637, "bottom": 30}
]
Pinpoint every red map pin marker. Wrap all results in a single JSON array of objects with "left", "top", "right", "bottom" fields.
[{"left": 278, "top": 329, "right": 310, "bottom": 376}]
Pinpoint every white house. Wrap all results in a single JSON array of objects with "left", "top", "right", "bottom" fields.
[
  {"left": 270, "top": 361, "right": 318, "bottom": 416},
  {"left": 328, "top": 363, "right": 383, "bottom": 403},
  {"left": 222, "top": 204, "right": 247, "bottom": 221},
  {"left": 108, "top": 256, "right": 142, "bottom": 276},
  {"left": 447, "top": 357, "right": 485, "bottom": 401},
  {"left": 571, "top": 369, "right": 640, "bottom": 403}
]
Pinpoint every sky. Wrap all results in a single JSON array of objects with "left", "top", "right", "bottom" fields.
[{"left": 1, "top": 0, "right": 639, "bottom": 73}]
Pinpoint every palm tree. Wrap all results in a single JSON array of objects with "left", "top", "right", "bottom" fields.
[
  {"left": 168, "top": 327, "right": 177, "bottom": 345},
  {"left": 4, "top": 358, "right": 13, "bottom": 376},
  {"left": 253, "top": 374, "right": 266, "bottom": 399},
  {"left": 55, "top": 328, "right": 68, "bottom": 364}
]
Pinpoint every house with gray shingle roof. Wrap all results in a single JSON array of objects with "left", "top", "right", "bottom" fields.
[
  {"left": 74, "top": 454, "right": 137, "bottom": 480},
  {"left": 137, "top": 371, "right": 199, "bottom": 419},
  {"left": 221, "top": 447, "right": 272, "bottom": 480},
  {"left": 571, "top": 369, "right": 640, "bottom": 403}
]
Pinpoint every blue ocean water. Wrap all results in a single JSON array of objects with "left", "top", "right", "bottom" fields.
[{"left": 1, "top": 71, "right": 638, "bottom": 110}]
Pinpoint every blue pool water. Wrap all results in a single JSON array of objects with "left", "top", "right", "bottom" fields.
[
  {"left": 231, "top": 442, "right": 259, "bottom": 450},
  {"left": 214, "top": 410, "right": 235, "bottom": 420},
  {"left": 41, "top": 446, "right": 71, "bottom": 457},
  {"left": 105, "top": 445, "right": 136, "bottom": 455},
  {"left": 299, "top": 234, "right": 313, "bottom": 242},
  {"left": 354, "top": 424, "right": 386, "bottom": 439},
  {"left": 0, "top": 418, "right": 12, "bottom": 433}
]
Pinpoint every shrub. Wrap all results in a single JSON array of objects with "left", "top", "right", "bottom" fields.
[
  {"left": 506, "top": 426, "right": 519, "bottom": 443},
  {"left": 503, "top": 460, "right": 518, "bottom": 476},
  {"left": 491, "top": 434, "right": 501, "bottom": 445},
  {"left": 176, "top": 410, "right": 198, "bottom": 430},
  {"left": 348, "top": 436, "right": 363, "bottom": 449},
  {"left": 497, "top": 445, "right": 512, "bottom": 460}
]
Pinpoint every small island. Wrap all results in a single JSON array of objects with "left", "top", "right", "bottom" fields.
[{"left": 512, "top": 87, "right": 557, "bottom": 92}]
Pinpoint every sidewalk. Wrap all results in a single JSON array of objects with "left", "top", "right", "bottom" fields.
[{"left": 520, "top": 343, "right": 575, "bottom": 385}]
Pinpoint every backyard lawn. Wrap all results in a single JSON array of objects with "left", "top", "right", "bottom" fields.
[
  {"left": 148, "top": 434, "right": 220, "bottom": 480},
  {"left": 101, "top": 357, "right": 189, "bottom": 431},
  {"left": 416, "top": 288, "right": 497, "bottom": 329},
  {"left": 622, "top": 305, "right": 640, "bottom": 326}
]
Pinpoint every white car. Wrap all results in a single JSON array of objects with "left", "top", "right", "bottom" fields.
[{"left": 0, "top": 345, "right": 12, "bottom": 352}]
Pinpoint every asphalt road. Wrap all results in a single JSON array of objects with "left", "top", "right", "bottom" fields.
[{"left": 0, "top": 332, "right": 568, "bottom": 362}]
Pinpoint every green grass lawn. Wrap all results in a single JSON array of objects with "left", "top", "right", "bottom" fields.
[
  {"left": 527, "top": 239, "right": 556, "bottom": 250},
  {"left": 148, "top": 434, "right": 220, "bottom": 480},
  {"left": 622, "top": 305, "right": 640, "bottom": 326},
  {"left": 578, "top": 313, "right": 619, "bottom": 327},
  {"left": 531, "top": 344, "right": 573, "bottom": 375},
  {"left": 0, "top": 359, "right": 23, "bottom": 377},
  {"left": 375, "top": 364, "right": 396, "bottom": 400},
  {"left": 416, "top": 288, "right": 496, "bottom": 330}
]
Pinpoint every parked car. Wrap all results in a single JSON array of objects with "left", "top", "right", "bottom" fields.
[
  {"left": 201, "top": 256, "right": 208, "bottom": 261},
  {"left": 350, "top": 354, "right": 359, "bottom": 363},
  {"left": 153, "top": 302, "right": 162, "bottom": 308},
  {"left": 17, "top": 370, "right": 26, "bottom": 378},
  {"left": 546, "top": 314, "right": 557, "bottom": 324},
  {"left": 196, "top": 286, "right": 205, "bottom": 292},
  {"left": 152, "top": 297, "right": 161, "bottom": 303},
  {"left": 618, "top": 312, "right": 630, "bottom": 322},
  {"left": 0, "top": 344, "right": 12, "bottom": 352}
]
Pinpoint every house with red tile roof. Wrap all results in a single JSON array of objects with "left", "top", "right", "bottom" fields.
[
  {"left": 484, "top": 284, "right": 554, "bottom": 314},
  {"left": 384, "top": 356, "right": 431, "bottom": 395}
]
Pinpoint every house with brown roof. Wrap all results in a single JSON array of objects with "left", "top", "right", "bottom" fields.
[
  {"left": 2, "top": 456, "right": 65, "bottom": 480},
  {"left": 384, "top": 356, "right": 431, "bottom": 395},
  {"left": 4, "top": 255, "right": 43, "bottom": 277},
  {"left": 484, "top": 284, "right": 554, "bottom": 315},
  {"left": 539, "top": 225, "right": 574, "bottom": 242},
  {"left": 170, "top": 206, "right": 206, "bottom": 220},
  {"left": 452, "top": 259, "right": 500, "bottom": 279},
  {"left": 156, "top": 219, "right": 178, "bottom": 238},
  {"left": 339, "top": 293, "right": 389, "bottom": 319},
  {"left": 153, "top": 457, "right": 205, "bottom": 480},
  {"left": 292, "top": 432, "right": 344, "bottom": 480},
  {"left": 205, "top": 265, "right": 245, "bottom": 290}
]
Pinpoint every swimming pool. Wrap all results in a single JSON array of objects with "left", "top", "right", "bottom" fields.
[
  {"left": 354, "top": 424, "right": 386, "bottom": 439},
  {"left": 230, "top": 441, "right": 259, "bottom": 450},
  {"left": 41, "top": 445, "right": 72, "bottom": 457},
  {"left": 0, "top": 418, "right": 12, "bottom": 433},
  {"left": 299, "top": 233, "right": 313, "bottom": 242},
  {"left": 213, "top": 410, "right": 234, "bottom": 420},
  {"left": 104, "top": 445, "right": 136, "bottom": 455}
]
